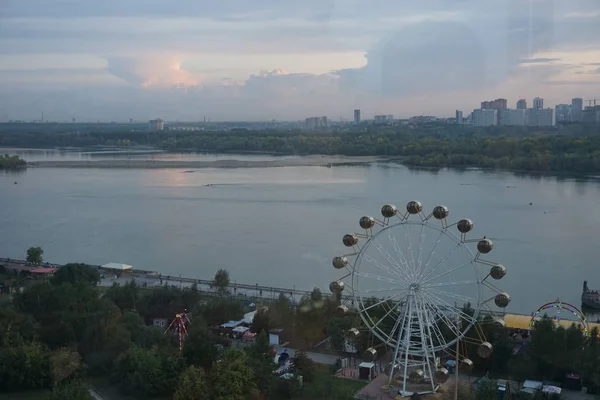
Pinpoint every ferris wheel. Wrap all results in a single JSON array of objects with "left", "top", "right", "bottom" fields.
[{"left": 330, "top": 201, "right": 510, "bottom": 395}]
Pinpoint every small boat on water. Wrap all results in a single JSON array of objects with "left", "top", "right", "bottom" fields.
[{"left": 582, "top": 281, "right": 600, "bottom": 309}]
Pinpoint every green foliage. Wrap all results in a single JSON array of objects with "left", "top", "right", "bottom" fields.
[
  {"left": 212, "top": 269, "right": 230, "bottom": 295},
  {"left": 251, "top": 309, "right": 270, "bottom": 334},
  {"left": 48, "top": 348, "right": 84, "bottom": 385},
  {"left": 182, "top": 319, "right": 219, "bottom": 371},
  {"left": 112, "top": 346, "right": 184, "bottom": 397},
  {"left": 51, "top": 264, "right": 100, "bottom": 286},
  {"left": 173, "top": 366, "right": 209, "bottom": 400},
  {"left": 292, "top": 350, "right": 316, "bottom": 382},
  {"left": 476, "top": 378, "right": 498, "bottom": 400},
  {"left": 196, "top": 297, "right": 244, "bottom": 326},
  {"left": 26, "top": 247, "right": 44, "bottom": 264},
  {"left": 0, "top": 154, "right": 26, "bottom": 170},
  {"left": 45, "top": 380, "right": 93, "bottom": 400},
  {"left": 0, "top": 342, "right": 50, "bottom": 392},
  {"left": 136, "top": 284, "right": 201, "bottom": 321},
  {"left": 246, "top": 332, "right": 276, "bottom": 397},
  {"left": 210, "top": 347, "right": 257, "bottom": 400},
  {"left": 104, "top": 280, "right": 140, "bottom": 311},
  {"left": 7, "top": 125, "right": 600, "bottom": 172}
]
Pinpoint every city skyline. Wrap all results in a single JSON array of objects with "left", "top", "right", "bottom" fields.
[{"left": 1, "top": 0, "right": 599, "bottom": 121}]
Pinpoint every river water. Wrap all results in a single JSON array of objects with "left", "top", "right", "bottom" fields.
[{"left": 2, "top": 148, "right": 600, "bottom": 317}]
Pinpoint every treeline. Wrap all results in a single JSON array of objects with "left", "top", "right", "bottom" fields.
[
  {"left": 4, "top": 125, "right": 600, "bottom": 172},
  {"left": 0, "top": 154, "right": 26, "bottom": 169}
]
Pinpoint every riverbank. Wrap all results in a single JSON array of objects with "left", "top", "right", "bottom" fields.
[{"left": 26, "top": 155, "right": 389, "bottom": 169}]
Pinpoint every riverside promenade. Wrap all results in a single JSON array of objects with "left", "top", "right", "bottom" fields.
[{"left": 0, "top": 257, "right": 354, "bottom": 303}]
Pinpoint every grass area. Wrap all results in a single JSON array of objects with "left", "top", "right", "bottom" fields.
[
  {"left": 0, "top": 390, "right": 51, "bottom": 400},
  {"left": 296, "top": 365, "right": 367, "bottom": 400}
]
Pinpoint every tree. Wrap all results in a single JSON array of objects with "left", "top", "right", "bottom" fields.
[
  {"left": 26, "top": 246, "right": 44, "bottom": 264},
  {"left": 173, "top": 366, "right": 209, "bottom": 400},
  {"left": 113, "top": 346, "right": 184, "bottom": 397},
  {"left": 210, "top": 347, "right": 257, "bottom": 400},
  {"left": 212, "top": 269, "right": 230, "bottom": 295},
  {"left": 49, "top": 348, "right": 84, "bottom": 385},
  {"left": 476, "top": 378, "right": 498, "bottom": 400},
  {"left": 46, "top": 380, "right": 94, "bottom": 400},
  {"left": 0, "top": 341, "right": 50, "bottom": 391},
  {"left": 51, "top": 263, "right": 100, "bottom": 286},
  {"left": 105, "top": 280, "right": 140, "bottom": 311},
  {"left": 246, "top": 331, "right": 276, "bottom": 397},
  {"left": 291, "top": 349, "right": 316, "bottom": 382},
  {"left": 251, "top": 309, "right": 270, "bottom": 334},
  {"left": 182, "top": 319, "right": 219, "bottom": 371}
]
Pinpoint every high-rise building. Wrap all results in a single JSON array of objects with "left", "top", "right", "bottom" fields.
[
  {"left": 516, "top": 99, "right": 527, "bottom": 110},
  {"left": 533, "top": 97, "right": 544, "bottom": 109},
  {"left": 480, "top": 99, "right": 507, "bottom": 124},
  {"left": 374, "top": 115, "right": 388, "bottom": 124},
  {"left": 582, "top": 105, "right": 600, "bottom": 124},
  {"left": 456, "top": 110, "right": 463, "bottom": 124},
  {"left": 472, "top": 109, "right": 497, "bottom": 126},
  {"left": 149, "top": 118, "right": 164, "bottom": 131},
  {"left": 354, "top": 109, "right": 361, "bottom": 124},
  {"left": 387, "top": 115, "right": 394, "bottom": 122},
  {"left": 526, "top": 108, "right": 553, "bottom": 126},
  {"left": 499, "top": 109, "right": 526, "bottom": 126},
  {"left": 555, "top": 104, "right": 571, "bottom": 123},
  {"left": 571, "top": 98, "right": 583, "bottom": 122},
  {"left": 305, "top": 116, "right": 328, "bottom": 130}
]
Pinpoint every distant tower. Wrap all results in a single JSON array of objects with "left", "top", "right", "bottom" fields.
[
  {"left": 571, "top": 98, "right": 583, "bottom": 122},
  {"left": 72, "top": 117, "right": 76, "bottom": 123},
  {"left": 149, "top": 118, "right": 164, "bottom": 131},
  {"left": 455, "top": 110, "right": 463, "bottom": 124},
  {"left": 533, "top": 97, "right": 544, "bottom": 109},
  {"left": 517, "top": 99, "right": 527, "bottom": 110},
  {"left": 354, "top": 109, "right": 361, "bottom": 124}
]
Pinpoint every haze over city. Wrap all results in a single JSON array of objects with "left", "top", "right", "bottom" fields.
[{"left": 1, "top": 0, "right": 599, "bottom": 122}]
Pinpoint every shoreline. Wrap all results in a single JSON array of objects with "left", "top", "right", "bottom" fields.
[{"left": 26, "top": 155, "right": 389, "bottom": 169}]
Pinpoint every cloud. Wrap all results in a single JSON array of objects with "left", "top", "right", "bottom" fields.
[
  {"left": 105, "top": 57, "right": 202, "bottom": 87},
  {"left": 1, "top": 0, "right": 600, "bottom": 121},
  {"left": 519, "top": 58, "right": 561, "bottom": 64}
]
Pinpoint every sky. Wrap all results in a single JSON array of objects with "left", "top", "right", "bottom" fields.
[{"left": 0, "top": 0, "right": 599, "bottom": 122}]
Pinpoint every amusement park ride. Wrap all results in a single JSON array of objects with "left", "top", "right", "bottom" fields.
[
  {"left": 165, "top": 310, "right": 192, "bottom": 352},
  {"left": 329, "top": 200, "right": 512, "bottom": 396}
]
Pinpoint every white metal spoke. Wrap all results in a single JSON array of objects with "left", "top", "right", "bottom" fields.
[
  {"left": 418, "top": 242, "right": 462, "bottom": 282},
  {"left": 364, "top": 253, "right": 411, "bottom": 285},
  {"left": 382, "top": 233, "right": 414, "bottom": 281},
  {"left": 363, "top": 286, "right": 405, "bottom": 294},
  {"left": 414, "top": 223, "right": 427, "bottom": 277},
  {"left": 417, "top": 230, "right": 444, "bottom": 278},
  {"left": 423, "top": 296, "right": 462, "bottom": 337},
  {"left": 402, "top": 225, "right": 418, "bottom": 279},
  {"left": 424, "top": 291, "right": 478, "bottom": 326},
  {"left": 361, "top": 291, "right": 405, "bottom": 313},
  {"left": 422, "top": 260, "right": 474, "bottom": 286},
  {"left": 423, "top": 280, "right": 477, "bottom": 289},
  {"left": 354, "top": 271, "right": 402, "bottom": 286},
  {"left": 429, "top": 288, "right": 474, "bottom": 303}
]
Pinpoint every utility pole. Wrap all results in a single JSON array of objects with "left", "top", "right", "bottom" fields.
[{"left": 454, "top": 313, "right": 460, "bottom": 400}]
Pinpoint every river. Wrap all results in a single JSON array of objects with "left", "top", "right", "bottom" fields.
[{"left": 2, "top": 148, "right": 600, "bottom": 317}]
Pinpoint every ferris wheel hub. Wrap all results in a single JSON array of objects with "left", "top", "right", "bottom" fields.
[{"left": 409, "top": 283, "right": 420, "bottom": 294}]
